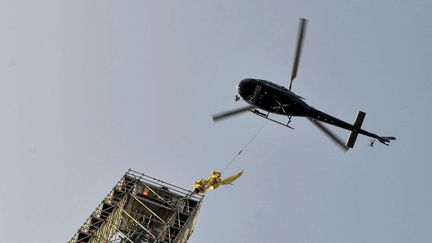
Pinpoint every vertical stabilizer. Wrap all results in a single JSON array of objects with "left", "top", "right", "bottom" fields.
[{"left": 345, "top": 111, "right": 366, "bottom": 148}]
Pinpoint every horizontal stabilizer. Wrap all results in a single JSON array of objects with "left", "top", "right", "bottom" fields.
[{"left": 346, "top": 111, "right": 366, "bottom": 148}]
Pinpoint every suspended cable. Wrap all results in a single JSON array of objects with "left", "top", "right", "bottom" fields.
[{"left": 221, "top": 118, "right": 270, "bottom": 173}]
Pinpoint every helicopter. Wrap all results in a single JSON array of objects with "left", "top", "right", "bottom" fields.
[{"left": 212, "top": 18, "right": 395, "bottom": 151}]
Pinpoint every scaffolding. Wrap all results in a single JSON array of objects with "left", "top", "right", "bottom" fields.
[{"left": 70, "top": 169, "right": 204, "bottom": 243}]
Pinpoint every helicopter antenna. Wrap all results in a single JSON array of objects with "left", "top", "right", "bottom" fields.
[{"left": 289, "top": 18, "right": 307, "bottom": 90}]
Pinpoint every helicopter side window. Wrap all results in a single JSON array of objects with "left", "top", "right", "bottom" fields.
[
  {"left": 247, "top": 85, "right": 262, "bottom": 104},
  {"left": 253, "top": 85, "right": 261, "bottom": 97}
]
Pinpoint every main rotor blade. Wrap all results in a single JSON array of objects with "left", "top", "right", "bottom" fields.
[
  {"left": 212, "top": 105, "right": 255, "bottom": 122},
  {"left": 289, "top": 18, "right": 307, "bottom": 90},
  {"left": 307, "top": 118, "right": 348, "bottom": 152}
]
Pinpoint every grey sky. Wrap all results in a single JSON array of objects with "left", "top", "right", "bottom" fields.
[{"left": 0, "top": 1, "right": 431, "bottom": 242}]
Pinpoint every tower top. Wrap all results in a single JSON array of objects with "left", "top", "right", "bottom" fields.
[{"left": 70, "top": 169, "right": 204, "bottom": 243}]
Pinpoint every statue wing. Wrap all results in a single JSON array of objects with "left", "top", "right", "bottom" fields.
[{"left": 220, "top": 171, "right": 243, "bottom": 185}]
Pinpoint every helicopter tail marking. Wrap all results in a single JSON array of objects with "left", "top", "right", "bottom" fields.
[{"left": 345, "top": 111, "right": 366, "bottom": 148}]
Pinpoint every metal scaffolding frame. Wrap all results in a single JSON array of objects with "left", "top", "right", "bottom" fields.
[{"left": 70, "top": 169, "right": 204, "bottom": 243}]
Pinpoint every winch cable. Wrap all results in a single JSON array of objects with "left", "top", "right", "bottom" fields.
[
  {"left": 221, "top": 117, "right": 270, "bottom": 174},
  {"left": 186, "top": 111, "right": 276, "bottom": 198}
]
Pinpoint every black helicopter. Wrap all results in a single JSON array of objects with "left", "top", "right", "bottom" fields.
[{"left": 212, "top": 18, "right": 395, "bottom": 151}]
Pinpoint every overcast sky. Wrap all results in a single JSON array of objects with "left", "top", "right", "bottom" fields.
[{"left": 1, "top": 1, "right": 431, "bottom": 242}]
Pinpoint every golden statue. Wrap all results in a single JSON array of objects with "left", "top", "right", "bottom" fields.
[{"left": 193, "top": 170, "right": 243, "bottom": 193}]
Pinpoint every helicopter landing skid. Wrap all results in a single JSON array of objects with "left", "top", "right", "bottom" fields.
[{"left": 251, "top": 109, "right": 294, "bottom": 129}]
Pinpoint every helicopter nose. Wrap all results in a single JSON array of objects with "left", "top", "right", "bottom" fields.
[{"left": 237, "top": 79, "right": 250, "bottom": 97}]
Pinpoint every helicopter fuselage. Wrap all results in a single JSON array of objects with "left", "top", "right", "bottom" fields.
[
  {"left": 237, "top": 78, "right": 309, "bottom": 116},
  {"left": 237, "top": 78, "right": 382, "bottom": 140}
]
